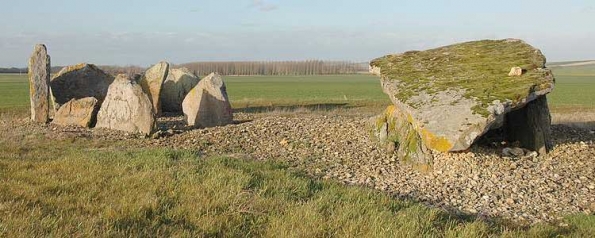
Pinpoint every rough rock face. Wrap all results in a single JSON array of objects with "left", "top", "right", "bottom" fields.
[
  {"left": 50, "top": 63, "right": 114, "bottom": 107},
  {"left": 96, "top": 74, "right": 156, "bottom": 135},
  {"left": 373, "top": 105, "right": 431, "bottom": 164},
  {"left": 160, "top": 67, "right": 200, "bottom": 112},
  {"left": 28, "top": 44, "right": 51, "bottom": 123},
  {"left": 52, "top": 97, "right": 99, "bottom": 127},
  {"left": 370, "top": 39, "right": 554, "bottom": 162},
  {"left": 505, "top": 96, "right": 553, "bottom": 155},
  {"left": 139, "top": 61, "right": 169, "bottom": 116},
  {"left": 182, "top": 72, "right": 233, "bottom": 127}
]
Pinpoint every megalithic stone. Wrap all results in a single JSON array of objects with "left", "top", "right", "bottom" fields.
[
  {"left": 139, "top": 61, "right": 169, "bottom": 116},
  {"left": 28, "top": 44, "right": 51, "bottom": 123}
]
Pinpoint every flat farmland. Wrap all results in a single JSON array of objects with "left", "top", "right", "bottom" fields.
[{"left": 1, "top": 72, "right": 594, "bottom": 112}]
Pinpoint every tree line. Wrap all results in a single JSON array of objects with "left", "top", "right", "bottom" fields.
[
  {"left": 176, "top": 60, "right": 369, "bottom": 76},
  {"left": 1, "top": 61, "right": 370, "bottom": 76}
]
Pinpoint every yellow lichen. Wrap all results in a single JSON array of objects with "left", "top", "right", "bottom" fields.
[{"left": 420, "top": 129, "right": 452, "bottom": 152}]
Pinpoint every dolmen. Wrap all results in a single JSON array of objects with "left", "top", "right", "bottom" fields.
[{"left": 370, "top": 39, "right": 555, "bottom": 163}]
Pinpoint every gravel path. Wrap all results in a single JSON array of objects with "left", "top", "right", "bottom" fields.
[{"left": 6, "top": 111, "right": 595, "bottom": 225}]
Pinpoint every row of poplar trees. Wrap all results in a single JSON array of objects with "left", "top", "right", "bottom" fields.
[{"left": 177, "top": 60, "right": 368, "bottom": 76}]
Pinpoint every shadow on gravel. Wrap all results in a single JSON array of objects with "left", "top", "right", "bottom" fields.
[
  {"left": 551, "top": 124, "right": 595, "bottom": 145},
  {"left": 234, "top": 103, "right": 352, "bottom": 113},
  {"left": 462, "top": 124, "right": 595, "bottom": 158}
]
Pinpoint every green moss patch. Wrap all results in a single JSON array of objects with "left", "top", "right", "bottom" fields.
[{"left": 371, "top": 39, "right": 554, "bottom": 116}]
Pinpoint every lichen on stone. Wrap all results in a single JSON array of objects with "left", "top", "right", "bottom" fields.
[{"left": 370, "top": 39, "right": 554, "bottom": 117}]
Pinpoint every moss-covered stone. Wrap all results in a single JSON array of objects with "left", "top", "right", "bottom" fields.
[
  {"left": 371, "top": 39, "right": 553, "bottom": 112},
  {"left": 371, "top": 106, "right": 432, "bottom": 164},
  {"left": 370, "top": 39, "right": 555, "bottom": 154}
]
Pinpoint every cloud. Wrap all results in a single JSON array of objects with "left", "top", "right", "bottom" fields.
[{"left": 250, "top": 0, "right": 278, "bottom": 12}]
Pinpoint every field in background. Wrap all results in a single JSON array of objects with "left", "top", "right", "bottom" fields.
[{"left": 1, "top": 70, "right": 594, "bottom": 113}]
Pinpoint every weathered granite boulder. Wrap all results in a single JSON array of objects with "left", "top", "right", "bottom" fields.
[
  {"left": 96, "top": 74, "right": 156, "bottom": 135},
  {"left": 160, "top": 67, "right": 200, "bottom": 112},
  {"left": 370, "top": 39, "right": 554, "bottom": 162},
  {"left": 28, "top": 44, "right": 51, "bottom": 123},
  {"left": 52, "top": 97, "right": 99, "bottom": 127},
  {"left": 182, "top": 72, "right": 233, "bottom": 127},
  {"left": 50, "top": 63, "right": 114, "bottom": 107},
  {"left": 139, "top": 61, "right": 169, "bottom": 116}
]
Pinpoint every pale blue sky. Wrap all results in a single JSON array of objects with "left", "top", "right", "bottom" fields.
[{"left": 1, "top": 0, "right": 594, "bottom": 67}]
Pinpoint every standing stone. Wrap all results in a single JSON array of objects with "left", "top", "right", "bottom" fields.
[
  {"left": 139, "top": 61, "right": 169, "bottom": 116},
  {"left": 96, "top": 74, "right": 156, "bottom": 135},
  {"left": 505, "top": 96, "right": 553, "bottom": 155},
  {"left": 182, "top": 72, "right": 233, "bottom": 127},
  {"left": 160, "top": 67, "right": 199, "bottom": 112},
  {"left": 28, "top": 44, "right": 51, "bottom": 123},
  {"left": 50, "top": 63, "right": 114, "bottom": 108},
  {"left": 52, "top": 97, "right": 99, "bottom": 127}
]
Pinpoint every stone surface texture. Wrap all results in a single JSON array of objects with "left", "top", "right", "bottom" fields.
[
  {"left": 160, "top": 67, "right": 199, "bottom": 112},
  {"left": 52, "top": 97, "right": 99, "bottom": 127},
  {"left": 28, "top": 44, "right": 51, "bottom": 123},
  {"left": 370, "top": 39, "right": 555, "bottom": 162},
  {"left": 96, "top": 74, "right": 155, "bottom": 135},
  {"left": 139, "top": 61, "right": 169, "bottom": 116},
  {"left": 50, "top": 63, "right": 114, "bottom": 107},
  {"left": 182, "top": 72, "right": 233, "bottom": 127}
]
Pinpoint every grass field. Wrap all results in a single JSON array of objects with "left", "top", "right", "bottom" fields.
[
  {"left": 1, "top": 69, "right": 595, "bottom": 236},
  {"left": 1, "top": 136, "right": 593, "bottom": 237},
  {"left": 1, "top": 71, "right": 593, "bottom": 112}
]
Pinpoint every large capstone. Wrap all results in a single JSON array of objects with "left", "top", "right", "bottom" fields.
[
  {"left": 160, "top": 67, "right": 199, "bottom": 113},
  {"left": 50, "top": 63, "right": 114, "bottom": 108},
  {"left": 370, "top": 39, "right": 555, "bottom": 162},
  {"left": 28, "top": 44, "right": 51, "bottom": 123},
  {"left": 139, "top": 61, "right": 169, "bottom": 116},
  {"left": 96, "top": 74, "right": 156, "bottom": 135},
  {"left": 52, "top": 97, "right": 99, "bottom": 128},
  {"left": 182, "top": 72, "right": 233, "bottom": 128}
]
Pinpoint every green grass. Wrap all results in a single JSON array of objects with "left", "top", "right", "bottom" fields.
[
  {"left": 0, "top": 134, "right": 592, "bottom": 237},
  {"left": 1, "top": 71, "right": 595, "bottom": 236},
  {"left": 370, "top": 39, "right": 555, "bottom": 116},
  {"left": 225, "top": 74, "right": 389, "bottom": 109},
  {"left": 548, "top": 75, "right": 595, "bottom": 109},
  {"left": 0, "top": 74, "right": 30, "bottom": 110},
  {"left": 548, "top": 63, "right": 595, "bottom": 76},
  {"left": 2, "top": 72, "right": 593, "bottom": 113}
]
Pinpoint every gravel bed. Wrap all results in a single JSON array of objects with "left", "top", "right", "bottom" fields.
[{"left": 6, "top": 111, "right": 595, "bottom": 225}]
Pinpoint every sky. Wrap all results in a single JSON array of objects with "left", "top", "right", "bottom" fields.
[{"left": 1, "top": 0, "right": 594, "bottom": 67}]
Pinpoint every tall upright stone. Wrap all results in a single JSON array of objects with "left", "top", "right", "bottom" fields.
[
  {"left": 182, "top": 72, "right": 233, "bottom": 128},
  {"left": 28, "top": 44, "right": 51, "bottom": 123},
  {"left": 160, "top": 67, "right": 199, "bottom": 112},
  {"left": 505, "top": 96, "right": 553, "bottom": 155},
  {"left": 96, "top": 74, "right": 156, "bottom": 135},
  {"left": 139, "top": 61, "right": 169, "bottom": 116}
]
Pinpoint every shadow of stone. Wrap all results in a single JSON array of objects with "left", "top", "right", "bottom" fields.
[
  {"left": 234, "top": 103, "right": 352, "bottom": 114},
  {"left": 465, "top": 123, "right": 594, "bottom": 158},
  {"left": 234, "top": 119, "right": 253, "bottom": 125}
]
